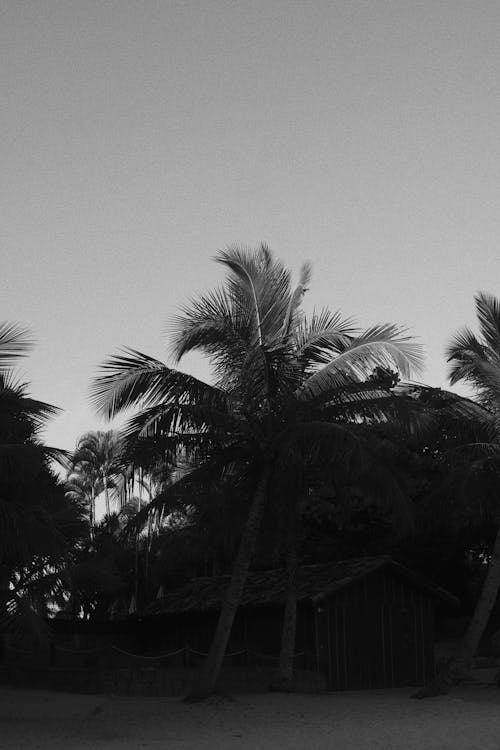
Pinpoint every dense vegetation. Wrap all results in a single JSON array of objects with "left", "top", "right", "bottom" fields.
[{"left": 2, "top": 247, "right": 500, "bottom": 698}]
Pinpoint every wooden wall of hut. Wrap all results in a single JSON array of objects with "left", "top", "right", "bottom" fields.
[{"left": 315, "top": 571, "right": 435, "bottom": 690}]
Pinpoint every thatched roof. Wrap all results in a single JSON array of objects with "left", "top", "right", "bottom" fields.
[{"left": 148, "top": 556, "right": 458, "bottom": 616}]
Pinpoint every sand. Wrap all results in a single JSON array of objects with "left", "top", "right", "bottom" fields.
[{"left": 1, "top": 685, "right": 500, "bottom": 749}]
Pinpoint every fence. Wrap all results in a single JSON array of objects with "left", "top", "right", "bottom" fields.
[
  {"left": 1, "top": 642, "right": 326, "bottom": 696},
  {"left": 4, "top": 641, "right": 310, "bottom": 667}
]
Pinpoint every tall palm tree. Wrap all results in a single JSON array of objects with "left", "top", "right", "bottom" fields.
[
  {"left": 413, "top": 292, "right": 500, "bottom": 696},
  {"left": 69, "top": 430, "right": 122, "bottom": 519},
  {"left": 91, "top": 245, "right": 423, "bottom": 698}
]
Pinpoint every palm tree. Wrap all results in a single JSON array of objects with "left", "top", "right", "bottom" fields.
[
  {"left": 69, "top": 430, "right": 122, "bottom": 520},
  {"left": 65, "top": 471, "right": 97, "bottom": 530},
  {"left": 0, "top": 322, "right": 59, "bottom": 570},
  {"left": 0, "top": 323, "right": 87, "bottom": 635},
  {"left": 90, "top": 245, "right": 423, "bottom": 698},
  {"left": 413, "top": 292, "right": 500, "bottom": 696}
]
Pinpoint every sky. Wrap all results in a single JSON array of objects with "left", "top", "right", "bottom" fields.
[{"left": 2, "top": 0, "right": 500, "bottom": 451}]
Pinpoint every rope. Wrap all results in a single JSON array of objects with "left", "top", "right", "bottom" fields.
[
  {"left": 246, "top": 650, "right": 279, "bottom": 661},
  {"left": 7, "top": 644, "right": 305, "bottom": 662},
  {"left": 110, "top": 645, "right": 185, "bottom": 660},
  {"left": 246, "top": 650, "right": 305, "bottom": 660},
  {"left": 189, "top": 649, "right": 246, "bottom": 658},
  {"left": 54, "top": 646, "right": 305, "bottom": 660}
]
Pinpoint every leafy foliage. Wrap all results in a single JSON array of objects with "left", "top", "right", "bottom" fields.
[
  {"left": 91, "top": 246, "right": 425, "bottom": 523},
  {"left": 88, "top": 245, "right": 428, "bottom": 641},
  {"left": 0, "top": 325, "right": 87, "bottom": 636}
]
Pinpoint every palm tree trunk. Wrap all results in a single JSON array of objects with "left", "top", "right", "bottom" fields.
[
  {"left": 413, "top": 523, "right": 500, "bottom": 698},
  {"left": 89, "top": 488, "right": 95, "bottom": 539},
  {"left": 185, "top": 465, "right": 271, "bottom": 701},
  {"left": 271, "top": 504, "right": 298, "bottom": 692},
  {"left": 0, "top": 567, "right": 10, "bottom": 643},
  {"left": 103, "top": 475, "right": 110, "bottom": 517},
  {"left": 134, "top": 491, "right": 142, "bottom": 609},
  {"left": 146, "top": 503, "right": 153, "bottom": 589}
]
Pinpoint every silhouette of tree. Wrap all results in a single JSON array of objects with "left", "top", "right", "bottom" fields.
[{"left": 91, "top": 245, "right": 423, "bottom": 698}]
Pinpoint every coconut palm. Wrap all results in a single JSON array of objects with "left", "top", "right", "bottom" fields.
[
  {"left": 412, "top": 292, "right": 500, "bottom": 696},
  {"left": 91, "top": 245, "right": 423, "bottom": 698}
]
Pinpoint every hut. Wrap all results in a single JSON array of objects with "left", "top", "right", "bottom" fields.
[{"left": 147, "top": 556, "right": 458, "bottom": 691}]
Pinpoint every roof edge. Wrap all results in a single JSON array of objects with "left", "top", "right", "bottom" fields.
[
  {"left": 311, "top": 557, "right": 460, "bottom": 608},
  {"left": 310, "top": 557, "right": 388, "bottom": 604}
]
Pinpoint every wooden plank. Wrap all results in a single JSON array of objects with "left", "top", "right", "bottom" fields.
[
  {"left": 393, "top": 605, "right": 417, "bottom": 686},
  {"left": 417, "top": 593, "right": 425, "bottom": 684},
  {"left": 324, "top": 602, "right": 371, "bottom": 690},
  {"left": 328, "top": 603, "right": 334, "bottom": 688},
  {"left": 386, "top": 603, "right": 395, "bottom": 686},
  {"left": 314, "top": 606, "right": 330, "bottom": 686},
  {"left": 413, "top": 597, "right": 420, "bottom": 682},
  {"left": 345, "top": 605, "right": 367, "bottom": 689},
  {"left": 374, "top": 605, "right": 386, "bottom": 688},
  {"left": 423, "top": 597, "right": 436, "bottom": 682}
]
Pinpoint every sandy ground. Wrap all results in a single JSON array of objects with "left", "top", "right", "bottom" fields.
[{"left": 2, "top": 686, "right": 500, "bottom": 750}]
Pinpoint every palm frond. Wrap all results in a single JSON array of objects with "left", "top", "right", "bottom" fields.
[
  {"left": 475, "top": 292, "right": 500, "bottom": 355},
  {"left": 90, "top": 348, "right": 227, "bottom": 419},
  {"left": 71, "top": 430, "right": 123, "bottom": 474},
  {"left": 444, "top": 442, "right": 500, "bottom": 464},
  {"left": 1, "top": 590, "right": 54, "bottom": 639},
  {"left": 297, "top": 325, "right": 424, "bottom": 402},
  {"left": 0, "top": 442, "right": 64, "bottom": 485},
  {"left": 278, "top": 420, "right": 366, "bottom": 470},
  {"left": 121, "top": 400, "right": 243, "bottom": 442},
  {"left": 294, "top": 309, "right": 356, "bottom": 365},
  {"left": 446, "top": 327, "right": 488, "bottom": 386},
  {"left": 446, "top": 295, "right": 500, "bottom": 408},
  {"left": 120, "top": 432, "right": 228, "bottom": 474},
  {"left": 394, "top": 383, "right": 497, "bottom": 446},
  {"left": 281, "top": 261, "right": 312, "bottom": 338},
  {"left": 0, "top": 385, "right": 60, "bottom": 432},
  {"left": 124, "top": 446, "right": 251, "bottom": 534},
  {"left": 0, "top": 496, "right": 32, "bottom": 563},
  {"left": 0, "top": 443, "right": 48, "bottom": 479},
  {"left": 170, "top": 287, "right": 251, "bottom": 366},
  {"left": 217, "top": 245, "right": 270, "bottom": 346},
  {"left": 217, "top": 244, "right": 293, "bottom": 347},
  {"left": 0, "top": 322, "right": 33, "bottom": 371},
  {"left": 321, "top": 392, "right": 432, "bottom": 437},
  {"left": 468, "top": 359, "right": 500, "bottom": 408}
]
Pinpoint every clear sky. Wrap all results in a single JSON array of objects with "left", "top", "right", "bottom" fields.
[{"left": 2, "top": 0, "right": 499, "bottom": 451}]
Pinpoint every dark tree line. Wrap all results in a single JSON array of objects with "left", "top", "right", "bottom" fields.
[{"left": 3, "top": 248, "right": 500, "bottom": 699}]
